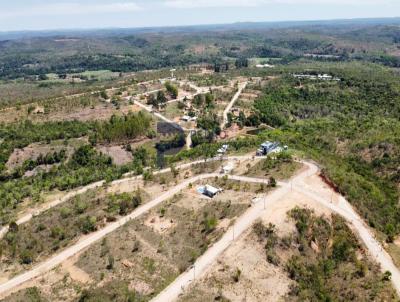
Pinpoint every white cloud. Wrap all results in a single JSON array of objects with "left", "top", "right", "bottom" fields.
[
  {"left": 165, "top": 0, "right": 263, "bottom": 8},
  {"left": 164, "top": 0, "right": 396, "bottom": 8},
  {"left": 0, "top": 2, "right": 141, "bottom": 18}
]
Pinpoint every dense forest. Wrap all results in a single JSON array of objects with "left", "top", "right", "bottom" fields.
[
  {"left": 0, "top": 20, "right": 400, "bottom": 79},
  {"left": 251, "top": 62, "right": 400, "bottom": 241}
]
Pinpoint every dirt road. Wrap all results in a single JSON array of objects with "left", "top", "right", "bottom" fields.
[
  {"left": 152, "top": 162, "right": 400, "bottom": 301},
  {"left": 0, "top": 168, "right": 275, "bottom": 296},
  {"left": 0, "top": 155, "right": 254, "bottom": 239},
  {"left": 221, "top": 81, "right": 248, "bottom": 130},
  {"left": 1, "top": 159, "right": 399, "bottom": 298}
]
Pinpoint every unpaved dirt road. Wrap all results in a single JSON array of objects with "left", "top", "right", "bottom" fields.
[
  {"left": 0, "top": 155, "right": 252, "bottom": 239},
  {"left": 1, "top": 159, "right": 399, "bottom": 299},
  {"left": 0, "top": 168, "right": 271, "bottom": 296},
  {"left": 221, "top": 81, "right": 248, "bottom": 129},
  {"left": 152, "top": 161, "right": 400, "bottom": 301}
]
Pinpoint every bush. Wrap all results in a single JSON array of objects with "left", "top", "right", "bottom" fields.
[
  {"left": 107, "top": 255, "right": 114, "bottom": 270},
  {"left": 80, "top": 216, "right": 97, "bottom": 234},
  {"left": 20, "top": 249, "right": 33, "bottom": 264}
]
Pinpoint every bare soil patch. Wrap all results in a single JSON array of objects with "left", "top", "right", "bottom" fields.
[
  {"left": 144, "top": 215, "right": 176, "bottom": 234},
  {"left": 6, "top": 137, "right": 87, "bottom": 171},
  {"left": 97, "top": 145, "right": 133, "bottom": 166}
]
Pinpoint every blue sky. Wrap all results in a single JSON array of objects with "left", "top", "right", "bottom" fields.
[{"left": 0, "top": 0, "right": 399, "bottom": 31}]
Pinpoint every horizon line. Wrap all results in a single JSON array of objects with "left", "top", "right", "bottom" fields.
[{"left": 1, "top": 15, "right": 399, "bottom": 34}]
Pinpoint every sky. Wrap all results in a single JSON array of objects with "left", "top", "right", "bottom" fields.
[{"left": 0, "top": 0, "right": 399, "bottom": 31}]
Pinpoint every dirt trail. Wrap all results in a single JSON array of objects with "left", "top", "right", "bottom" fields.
[
  {"left": 221, "top": 81, "right": 248, "bottom": 130},
  {"left": 0, "top": 159, "right": 399, "bottom": 299},
  {"left": 152, "top": 162, "right": 400, "bottom": 301},
  {"left": 0, "top": 155, "right": 252, "bottom": 240}
]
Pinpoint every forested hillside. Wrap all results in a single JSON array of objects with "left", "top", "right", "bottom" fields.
[
  {"left": 0, "top": 21, "right": 399, "bottom": 79},
  {"left": 253, "top": 62, "right": 400, "bottom": 241}
]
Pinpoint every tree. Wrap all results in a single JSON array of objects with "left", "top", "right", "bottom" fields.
[
  {"left": 238, "top": 111, "right": 246, "bottom": 129},
  {"left": 156, "top": 91, "right": 167, "bottom": 108},
  {"left": 100, "top": 90, "right": 108, "bottom": 99},
  {"left": 177, "top": 101, "right": 185, "bottom": 110},
  {"left": 382, "top": 271, "right": 392, "bottom": 281},
  {"left": 119, "top": 199, "right": 130, "bottom": 215},
  {"left": 235, "top": 58, "right": 248, "bottom": 69},
  {"left": 19, "top": 249, "right": 33, "bottom": 264},
  {"left": 197, "top": 113, "right": 221, "bottom": 137},
  {"left": 147, "top": 93, "right": 157, "bottom": 107},
  {"left": 38, "top": 74, "right": 48, "bottom": 81},
  {"left": 80, "top": 216, "right": 97, "bottom": 234},
  {"left": 165, "top": 82, "right": 178, "bottom": 99},
  {"left": 9, "top": 221, "right": 18, "bottom": 233},
  {"left": 193, "top": 94, "right": 204, "bottom": 108},
  {"left": 205, "top": 93, "right": 214, "bottom": 109},
  {"left": 107, "top": 254, "right": 114, "bottom": 270}
]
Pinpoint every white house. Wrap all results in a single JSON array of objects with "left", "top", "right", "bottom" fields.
[
  {"left": 197, "top": 185, "right": 223, "bottom": 198},
  {"left": 221, "top": 162, "right": 235, "bottom": 174},
  {"left": 217, "top": 144, "right": 229, "bottom": 155},
  {"left": 181, "top": 115, "right": 197, "bottom": 122},
  {"left": 256, "top": 64, "right": 275, "bottom": 68}
]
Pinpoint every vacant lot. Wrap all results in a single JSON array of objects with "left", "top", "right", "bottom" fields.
[
  {"left": 179, "top": 191, "right": 398, "bottom": 301},
  {"left": 1, "top": 185, "right": 253, "bottom": 301},
  {"left": 6, "top": 137, "right": 87, "bottom": 171},
  {"left": 96, "top": 145, "right": 133, "bottom": 166},
  {"left": 0, "top": 183, "right": 152, "bottom": 280},
  {"left": 243, "top": 155, "right": 302, "bottom": 180}
]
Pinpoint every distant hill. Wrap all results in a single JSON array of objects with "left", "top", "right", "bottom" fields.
[{"left": 1, "top": 17, "right": 400, "bottom": 40}]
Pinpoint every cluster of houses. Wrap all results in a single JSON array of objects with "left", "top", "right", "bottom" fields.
[
  {"left": 304, "top": 53, "right": 341, "bottom": 59},
  {"left": 195, "top": 141, "right": 289, "bottom": 199},
  {"left": 256, "top": 141, "right": 287, "bottom": 156},
  {"left": 292, "top": 73, "right": 340, "bottom": 81}
]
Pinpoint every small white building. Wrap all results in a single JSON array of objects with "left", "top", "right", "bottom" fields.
[
  {"left": 197, "top": 185, "right": 223, "bottom": 198},
  {"left": 217, "top": 144, "right": 229, "bottom": 155},
  {"left": 256, "top": 64, "right": 275, "bottom": 68},
  {"left": 181, "top": 115, "right": 197, "bottom": 122},
  {"left": 221, "top": 162, "right": 235, "bottom": 174}
]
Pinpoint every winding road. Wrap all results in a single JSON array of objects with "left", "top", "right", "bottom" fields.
[{"left": 152, "top": 161, "right": 400, "bottom": 301}]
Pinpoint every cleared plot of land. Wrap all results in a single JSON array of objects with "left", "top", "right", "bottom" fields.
[
  {"left": 96, "top": 145, "right": 133, "bottom": 166},
  {"left": 6, "top": 137, "right": 87, "bottom": 171},
  {"left": 242, "top": 155, "right": 303, "bottom": 180},
  {"left": 0, "top": 157, "right": 300, "bottom": 300},
  {"left": 177, "top": 190, "right": 327, "bottom": 302},
  {"left": 0, "top": 98, "right": 144, "bottom": 124},
  {"left": 178, "top": 189, "right": 398, "bottom": 302},
  {"left": 0, "top": 182, "right": 156, "bottom": 281},
  {"left": 1, "top": 187, "right": 252, "bottom": 301}
]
